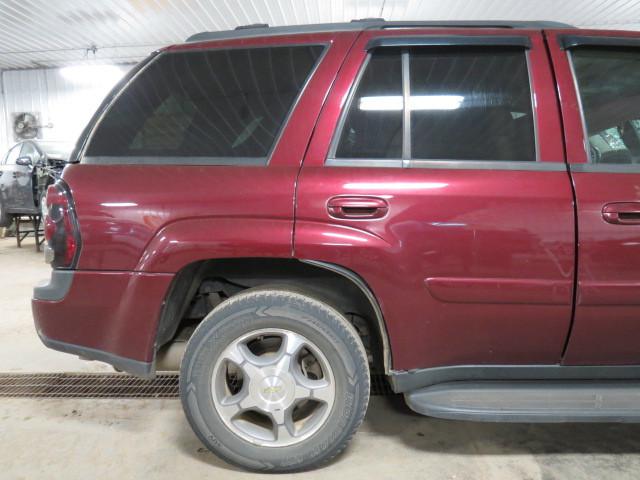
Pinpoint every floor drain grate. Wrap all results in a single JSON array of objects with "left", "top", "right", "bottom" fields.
[{"left": 0, "top": 372, "right": 393, "bottom": 398}]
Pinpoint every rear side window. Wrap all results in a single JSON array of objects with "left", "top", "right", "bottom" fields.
[
  {"left": 335, "top": 49, "right": 403, "bottom": 159},
  {"left": 410, "top": 47, "right": 534, "bottom": 161},
  {"left": 20, "top": 142, "right": 41, "bottom": 162},
  {"left": 571, "top": 47, "right": 640, "bottom": 164},
  {"left": 333, "top": 46, "right": 535, "bottom": 163},
  {"left": 85, "top": 45, "right": 324, "bottom": 163}
]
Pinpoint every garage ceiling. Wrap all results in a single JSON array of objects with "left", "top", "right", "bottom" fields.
[{"left": 1, "top": 0, "right": 640, "bottom": 70}]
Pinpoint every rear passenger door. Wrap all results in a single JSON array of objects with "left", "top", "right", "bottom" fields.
[
  {"left": 295, "top": 30, "right": 575, "bottom": 371},
  {"left": 548, "top": 30, "right": 640, "bottom": 365}
]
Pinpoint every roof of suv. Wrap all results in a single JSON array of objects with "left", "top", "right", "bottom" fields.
[{"left": 185, "top": 19, "right": 576, "bottom": 43}]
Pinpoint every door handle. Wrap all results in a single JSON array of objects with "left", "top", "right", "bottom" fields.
[
  {"left": 327, "top": 196, "right": 389, "bottom": 219},
  {"left": 602, "top": 202, "right": 640, "bottom": 225}
]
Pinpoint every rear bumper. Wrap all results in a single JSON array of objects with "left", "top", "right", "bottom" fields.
[
  {"left": 32, "top": 269, "right": 174, "bottom": 378},
  {"left": 37, "top": 333, "right": 155, "bottom": 378}
]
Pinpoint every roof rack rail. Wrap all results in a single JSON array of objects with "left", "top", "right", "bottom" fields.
[
  {"left": 380, "top": 20, "right": 575, "bottom": 29},
  {"left": 185, "top": 19, "right": 575, "bottom": 43},
  {"left": 351, "top": 17, "right": 385, "bottom": 23},
  {"left": 235, "top": 23, "right": 269, "bottom": 30}
]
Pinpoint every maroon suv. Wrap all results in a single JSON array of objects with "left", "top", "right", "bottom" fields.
[{"left": 33, "top": 19, "right": 640, "bottom": 471}]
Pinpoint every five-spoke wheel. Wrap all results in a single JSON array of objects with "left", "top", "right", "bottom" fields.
[
  {"left": 212, "top": 328, "right": 335, "bottom": 446},
  {"left": 180, "top": 288, "right": 370, "bottom": 472}
]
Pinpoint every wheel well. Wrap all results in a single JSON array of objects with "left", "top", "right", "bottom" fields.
[{"left": 156, "top": 258, "right": 390, "bottom": 373}]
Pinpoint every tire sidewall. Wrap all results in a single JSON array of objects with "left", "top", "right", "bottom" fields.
[
  {"left": 179, "top": 289, "right": 370, "bottom": 472},
  {"left": 0, "top": 201, "right": 12, "bottom": 228}
]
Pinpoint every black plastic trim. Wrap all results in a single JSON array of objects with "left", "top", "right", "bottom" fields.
[
  {"left": 185, "top": 20, "right": 575, "bottom": 43},
  {"left": 301, "top": 259, "right": 392, "bottom": 373},
  {"left": 570, "top": 163, "right": 640, "bottom": 173},
  {"left": 390, "top": 364, "right": 640, "bottom": 393},
  {"left": 33, "top": 270, "right": 74, "bottom": 301},
  {"left": 38, "top": 334, "right": 154, "bottom": 379},
  {"left": 326, "top": 158, "right": 567, "bottom": 171},
  {"left": 405, "top": 381, "right": 640, "bottom": 423},
  {"left": 366, "top": 35, "right": 532, "bottom": 50},
  {"left": 560, "top": 35, "right": 640, "bottom": 50},
  {"left": 82, "top": 156, "right": 267, "bottom": 166}
]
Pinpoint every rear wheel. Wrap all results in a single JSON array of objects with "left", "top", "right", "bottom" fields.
[
  {"left": 0, "top": 202, "right": 12, "bottom": 228},
  {"left": 179, "top": 288, "right": 370, "bottom": 472}
]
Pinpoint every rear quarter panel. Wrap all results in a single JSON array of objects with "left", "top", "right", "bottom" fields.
[{"left": 66, "top": 31, "right": 358, "bottom": 273}]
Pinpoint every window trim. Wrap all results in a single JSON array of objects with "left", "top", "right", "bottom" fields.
[
  {"left": 81, "top": 43, "right": 329, "bottom": 166},
  {"left": 327, "top": 42, "right": 540, "bottom": 169},
  {"left": 559, "top": 35, "right": 640, "bottom": 50},
  {"left": 367, "top": 35, "right": 532, "bottom": 50},
  {"left": 566, "top": 45, "right": 640, "bottom": 168},
  {"left": 566, "top": 49, "right": 593, "bottom": 164},
  {"left": 401, "top": 49, "right": 411, "bottom": 163}
]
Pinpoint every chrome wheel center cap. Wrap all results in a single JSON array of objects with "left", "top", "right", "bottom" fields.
[
  {"left": 260, "top": 376, "right": 286, "bottom": 402},
  {"left": 250, "top": 368, "right": 296, "bottom": 411}
]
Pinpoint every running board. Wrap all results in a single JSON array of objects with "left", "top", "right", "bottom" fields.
[{"left": 404, "top": 381, "right": 640, "bottom": 423}]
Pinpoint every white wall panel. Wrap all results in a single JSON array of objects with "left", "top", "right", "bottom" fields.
[
  {"left": 0, "top": 65, "right": 132, "bottom": 157},
  {"left": 1, "top": 0, "right": 640, "bottom": 69},
  {"left": 1, "top": 0, "right": 640, "bottom": 155},
  {"left": 0, "top": 86, "right": 8, "bottom": 156}
]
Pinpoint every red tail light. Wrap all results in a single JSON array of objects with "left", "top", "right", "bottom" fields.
[{"left": 44, "top": 181, "right": 81, "bottom": 269}]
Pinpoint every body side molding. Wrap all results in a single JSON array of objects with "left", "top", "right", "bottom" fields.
[{"left": 390, "top": 364, "right": 640, "bottom": 393}]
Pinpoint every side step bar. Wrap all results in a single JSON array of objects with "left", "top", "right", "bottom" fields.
[{"left": 405, "top": 381, "right": 640, "bottom": 423}]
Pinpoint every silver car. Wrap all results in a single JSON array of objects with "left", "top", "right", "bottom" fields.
[{"left": 0, "top": 141, "right": 66, "bottom": 227}]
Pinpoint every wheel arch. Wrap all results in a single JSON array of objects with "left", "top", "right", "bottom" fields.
[
  {"left": 154, "top": 257, "right": 392, "bottom": 374},
  {"left": 299, "top": 259, "right": 391, "bottom": 373}
]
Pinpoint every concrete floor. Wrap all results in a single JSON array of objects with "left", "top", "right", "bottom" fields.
[{"left": 2, "top": 237, "right": 640, "bottom": 479}]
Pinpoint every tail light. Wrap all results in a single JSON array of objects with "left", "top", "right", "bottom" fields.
[{"left": 44, "top": 181, "right": 81, "bottom": 269}]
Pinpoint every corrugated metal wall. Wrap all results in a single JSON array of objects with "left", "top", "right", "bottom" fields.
[
  {"left": 0, "top": 87, "right": 7, "bottom": 157},
  {"left": 0, "top": 65, "right": 132, "bottom": 156},
  {"left": 2, "top": 0, "right": 640, "bottom": 157},
  {"left": 1, "top": 0, "right": 640, "bottom": 70}
]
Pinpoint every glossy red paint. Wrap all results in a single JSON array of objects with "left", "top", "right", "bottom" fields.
[
  {"left": 296, "top": 29, "right": 574, "bottom": 370},
  {"left": 33, "top": 31, "right": 358, "bottom": 366},
  {"left": 547, "top": 30, "right": 640, "bottom": 365},
  {"left": 32, "top": 25, "right": 640, "bottom": 377},
  {"left": 424, "top": 277, "right": 572, "bottom": 305},
  {"left": 63, "top": 31, "right": 358, "bottom": 273},
  {"left": 65, "top": 164, "right": 297, "bottom": 271},
  {"left": 33, "top": 270, "right": 173, "bottom": 361}
]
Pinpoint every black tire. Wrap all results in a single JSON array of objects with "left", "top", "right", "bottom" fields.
[
  {"left": 0, "top": 201, "right": 12, "bottom": 228},
  {"left": 179, "top": 287, "right": 370, "bottom": 472}
]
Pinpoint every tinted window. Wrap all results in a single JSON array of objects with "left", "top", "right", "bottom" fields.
[
  {"left": 335, "top": 49, "right": 403, "bottom": 159},
  {"left": 410, "top": 47, "right": 535, "bottom": 161},
  {"left": 333, "top": 46, "right": 535, "bottom": 163},
  {"left": 572, "top": 47, "right": 640, "bottom": 164},
  {"left": 5, "top": 145, "right": 21, "bottom": 165},
  {"left": 85, "top": 45, "right": 324, "bottom": 161},
  {"left": 20, "top": 142, "right": 40, "bottom": 162}
]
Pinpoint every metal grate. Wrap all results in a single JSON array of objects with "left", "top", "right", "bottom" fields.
[{"left": 0, "top": 372, "right": 393, "bottom": 399}]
